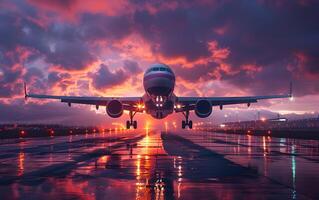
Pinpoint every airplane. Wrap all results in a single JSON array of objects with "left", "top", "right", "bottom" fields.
[{"left": 24, "top": 63, "right": 293, "bottom": 129}]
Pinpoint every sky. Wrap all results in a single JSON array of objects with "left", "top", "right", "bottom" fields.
[{"left": 0, "top": 0, "right": 319, "bottom": 127}]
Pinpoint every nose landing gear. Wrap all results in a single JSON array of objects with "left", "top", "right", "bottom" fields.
[
  {"left": 126, "top": 111, "right": 137, "bottom": 129},
  {"left": 182, "top": 110, "right": 193, "bottom": 129}
]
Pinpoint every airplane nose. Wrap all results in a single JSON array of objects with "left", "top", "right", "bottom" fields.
[{"left": 143, "top": 75, "right": 175, "bottom": 96}]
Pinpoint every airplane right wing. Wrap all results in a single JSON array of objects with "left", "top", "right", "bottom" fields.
[{"left": 175, "top": 82, "right": 293, "bottom": 112}]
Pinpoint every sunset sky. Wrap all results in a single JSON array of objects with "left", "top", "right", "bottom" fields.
[{"left": 0, "top": 0, "right": 318, "bottom": 127}]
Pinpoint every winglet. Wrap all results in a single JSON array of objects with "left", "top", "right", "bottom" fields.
[
  {"left": 24, "top": 82, "right": 28, "bottom": 100},
  {"left": 289, "top": 81, "right": 293, "bottom": 97}
]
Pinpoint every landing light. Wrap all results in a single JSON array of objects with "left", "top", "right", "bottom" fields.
[{"left": 137, "top": 104, "right": 142, "bottom": 109}]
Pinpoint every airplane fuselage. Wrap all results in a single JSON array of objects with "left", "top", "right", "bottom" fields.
[{"left": 143, "top": 63, "right": 176, "bottom": 119}]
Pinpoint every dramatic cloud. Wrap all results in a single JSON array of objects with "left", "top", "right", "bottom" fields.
[
  {"left": 90, "top": 64, "right": 128, "bottom": 90},
  {"left": 0, "top": 0, "right": 319, "bottom": 124},
  {"left": 90, "top": 61, "right": 142, "bottom": 90}
]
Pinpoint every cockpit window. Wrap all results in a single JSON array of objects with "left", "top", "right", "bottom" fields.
[{"left": 147, "top": 65, "right": 173, "bottom": 73}]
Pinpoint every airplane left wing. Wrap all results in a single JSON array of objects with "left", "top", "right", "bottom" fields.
[{"left": 24, "top": 83, "right": 143, "bottom": 111}]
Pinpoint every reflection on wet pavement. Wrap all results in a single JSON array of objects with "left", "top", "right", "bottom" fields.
[
  {"left": 177, "top": 131, "right": 319, "bottom": 200},
  {"left": 0, "top": 129, "right": 318, "bottom": 199}
]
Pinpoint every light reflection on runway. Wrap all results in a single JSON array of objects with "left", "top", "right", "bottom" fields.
[
  {"left": 0, "top": 129, "right": 318, "bottom": 199},
  {"left": 178, "top": 130, "right": 319, "bottom": 199}
]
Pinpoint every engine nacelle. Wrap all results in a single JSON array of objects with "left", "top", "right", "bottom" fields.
[
  {"left": 195, "top": 99, "right": 212, "bottom": 118},
  {"left": 106, "top": 100, "right": 123, "bottom": 118}
]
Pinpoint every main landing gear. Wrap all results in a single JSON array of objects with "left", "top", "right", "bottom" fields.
[
  {"left": 182, "top": 110, "right": 193, "bottom": 129},
  {"left": 126, "top": 111, "right": 137, "bottom": 129}
]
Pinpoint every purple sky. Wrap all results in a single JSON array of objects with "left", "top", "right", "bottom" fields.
[{"left": 0, "top": 0, "right": 318, "bottom": 127}]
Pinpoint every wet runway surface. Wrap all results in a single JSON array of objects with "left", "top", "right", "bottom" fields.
[{"left": 0, "top": 130, "right": 318, "bottom": 199}]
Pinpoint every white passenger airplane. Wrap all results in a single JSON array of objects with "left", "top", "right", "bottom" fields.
[{"left": 24, "top": 63, "right": 292, "bottom": 129}]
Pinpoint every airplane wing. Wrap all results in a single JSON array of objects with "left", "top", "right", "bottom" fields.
[
  {"left": 176, "top": 82, "right": 293, "bottom": 111},
  {"left": 24, "top": 83, "right": 143, "bottom": 111}
]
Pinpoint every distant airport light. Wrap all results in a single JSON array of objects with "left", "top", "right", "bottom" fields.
[
  {"left": 220, "top": 124, "right": 226, "bottom": 128},
  {"left": 172, "top": 121, "right": 177, "bottom": 128},
  {"left": 261, "top": 117, "right": 266, "bottom": 122},
  {"left": 20, "top": 130, "right": 26, "bottom": 137},
  {"left": 267, "top": 130, "right": 271, "bottom": 135},
  {"left": 176, "top": 104, "right": 182, "bottom": 109},
  {"left": 49, "top": 130, "right": 54, "bottom": 136}
]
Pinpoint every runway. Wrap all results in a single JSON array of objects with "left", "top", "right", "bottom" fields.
[{"left": 0, "top": 130, "right": 318, "bottom": 199}]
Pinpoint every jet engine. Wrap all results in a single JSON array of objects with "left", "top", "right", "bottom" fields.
[
  {"left": 195, "top": 99, "right": 212, "bottom": 118},
  {"left": 106, "top": 100, "right": 123, "bottom": 118}
]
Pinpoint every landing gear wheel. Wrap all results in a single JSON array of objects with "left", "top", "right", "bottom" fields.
[
  {"left": 181, "top": 110, "right": 193, "bottom": 129},
  {"left": 127, "top": 111, "right": 138, "bottom": 129},
  {"left": 189, "top": 120, "right": 193, "bottom": 129},
  {"left": 133, "top": 121, "right": 137, "bottom": 129},
  {"left": 182, "top": 120, "right": 186, "bottom": 129},
  {"left": 126, "top": 120, "right": 130, "bottom": 129}
]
